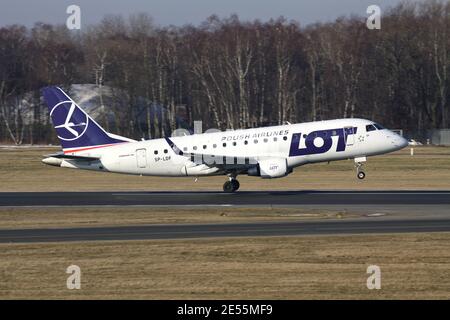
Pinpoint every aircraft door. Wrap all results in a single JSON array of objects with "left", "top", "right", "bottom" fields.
[
  {"left": 344, "top": 126, "right": 355, "bottom": 146},
  {"left": 136, "top": 148, "right": 147, "bottom": 168}
]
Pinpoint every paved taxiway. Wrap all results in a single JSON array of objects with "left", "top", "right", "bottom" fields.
[
  {"left": 1, "top": 190, "right": 450, "bottom": 207},
  {"left": 1, "top": 190, "right": 449, "bottom": 243},
  {"left": 1, "top": 218, "right": 450, "bottom": 243}
]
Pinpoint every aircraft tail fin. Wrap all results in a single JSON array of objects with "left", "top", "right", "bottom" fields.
[{"left": 42, "top": 86, "right": 134, "bottom": 153}]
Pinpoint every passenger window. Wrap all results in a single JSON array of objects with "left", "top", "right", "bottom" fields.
[
  {"left": 213, "top": 144, "right": 217, "bottom": 148},
  {"left": 283, "top": 136, "right": 288, "bottom": 141},
  {"left": 154, "top": 150, "right": 158, "bottom": 155},
  {"left": 233, "top": 142, "right": 237, "bottom": 146},
  {"left": 263, "top": 138, "right": 268, "bottom": 143},
  {"left": 254, "top": 139, "right": 258, "bottom": 144},
  {"left": 183, "top": 147, "right": 187, "bottom": 152},
  {"left": 244, "top": 140, "right": 248, "bottom": 145},
  {"left": 193, "top": 146, "right": 197, "bottom": 150},
  {"left": 203, "top": 145, "right": 207, "bottom": 149},
  {"left": 223, "top": 143, "right": 227, "bottom": 147},
  {"left": 164, "top": 149, "right": 168, "bottom": 154},
  {"left": 273, "top": 137, "right": 277, "bottom": 142},
  {"left": 366, "top": 125, "right": 376, "bottom": 132}
]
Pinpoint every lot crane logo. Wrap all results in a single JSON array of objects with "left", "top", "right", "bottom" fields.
[{"left": 50, "top": 101, "right": 88, "bottom": 141}]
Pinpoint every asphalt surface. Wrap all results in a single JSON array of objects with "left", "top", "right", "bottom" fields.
[
  {"left": 1, "top": 218, "right": 450, "bottom": 243},
  {"left": 1, "top": 190, "right": 450, "bottom": 207},
  {"left": 1, "top": 190, "right": 449, "bottom": 243}
]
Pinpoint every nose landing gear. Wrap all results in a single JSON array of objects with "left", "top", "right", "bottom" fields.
[
  {"left": 223, "top": 175, "right": 240, "bottom": 193},
  {"left": 354, "top": 156, "right": 367, "bottom": 180}
]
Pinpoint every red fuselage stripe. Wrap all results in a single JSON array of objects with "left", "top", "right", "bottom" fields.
[{"left": 63, "top": 143, "right": 125, "bottom": 154}]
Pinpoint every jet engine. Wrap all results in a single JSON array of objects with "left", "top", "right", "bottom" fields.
[{"left": 247, "top": 158, "right": 291, "bottom": 178}]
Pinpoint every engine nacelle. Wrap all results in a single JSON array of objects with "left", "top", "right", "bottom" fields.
[{"left": 248, "top": 158, "right": 291, "bottom": 179}]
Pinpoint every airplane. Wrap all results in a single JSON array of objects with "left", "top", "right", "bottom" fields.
[{"left": 42, "top": 86, "right": 408, "bottom": 192}]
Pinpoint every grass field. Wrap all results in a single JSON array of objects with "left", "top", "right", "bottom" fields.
[
  {"left": 0, "top": 145, "right": 449, "bottom": 300},
  {"left": 1, "top": 145, "right": 450, "bottom": 192},
  {"left": 0, "top": 206, "right": 357, "bottom": 229},
  {"left": 0, "top": 233, "right": 449, "bottom": 299}
]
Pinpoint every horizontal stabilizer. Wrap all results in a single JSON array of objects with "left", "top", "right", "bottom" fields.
[{"left": 44, "top": 153, "right": 100, "bottom": 161}]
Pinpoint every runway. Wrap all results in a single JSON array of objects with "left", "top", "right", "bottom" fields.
[
  {"left": 1, "top": 218, "right": 450, "bottom": 243},
  {"left": 1, "top": 190, "right": 449, "bottom": 243},
  {"left": 1, "top": 190, "right": 450, "bottom": 207}
]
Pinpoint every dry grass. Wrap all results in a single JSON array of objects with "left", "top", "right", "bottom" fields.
[
  {"left": 0, "top": 146, "right": 449, "bottom": 300},
  {"left": 1, "top": 146, "right": 450, "bottom": 192},
  {"left": 0, "top": 233, "right": 449, "bottom": 299},
  {"left": 0, "top": 206, "right": 356, "bottom": 229}
]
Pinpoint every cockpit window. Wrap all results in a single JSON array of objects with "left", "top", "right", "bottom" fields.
[
  {"left": 366, "top": 124, "right": 377, "bottom": 132},
  {"left": 373, "top": 123, "right": 385, "bottom": 130}
]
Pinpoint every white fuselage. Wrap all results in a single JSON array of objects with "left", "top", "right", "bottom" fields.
[{"left": 55, "top": 118, "right": 408, "bottom": 178}]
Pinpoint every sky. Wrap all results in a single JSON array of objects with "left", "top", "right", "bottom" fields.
[{"left": 0, "top": 0, "right": 420, "bottom": 28}]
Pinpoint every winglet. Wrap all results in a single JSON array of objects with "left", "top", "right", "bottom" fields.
[{"left": 165, "top": 137, "right": 184, "bottom": 155}]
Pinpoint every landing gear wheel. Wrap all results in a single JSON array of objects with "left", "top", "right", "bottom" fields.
[
  {"left": 223, "top": 181, "right": 235, "bottom": 193},
  {"left": 223, "top": 179, "right": 240, "bottom": 192},
  {"left": 357, "top": 171, "right": 366, "bottom": 180}
]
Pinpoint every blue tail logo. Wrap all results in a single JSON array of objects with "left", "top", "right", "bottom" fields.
[
  {"left": 51, "top": 101, "right": 88, "bottom": 141},
  {"left": 43, "top": 86, "right": 133, "bottom": 151}
]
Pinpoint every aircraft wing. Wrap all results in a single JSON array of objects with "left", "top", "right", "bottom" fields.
[{"left": 165, "top": 137, "right": 257, "bottom": 173}]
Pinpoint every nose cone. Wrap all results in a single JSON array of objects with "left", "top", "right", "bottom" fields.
[
  {"left": 397, "top": 136, "right": 409, "bottom": 149},
  {"left": 386, "top": 131, "right": 408, "bottom": 151}
]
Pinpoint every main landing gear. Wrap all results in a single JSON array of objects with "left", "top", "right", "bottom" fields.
[
  {"left": 223, "top": 175, "right": 240, "bottom": 193},
  {"left": 354, "top": 156, "right": 367, "bottom": 180}
]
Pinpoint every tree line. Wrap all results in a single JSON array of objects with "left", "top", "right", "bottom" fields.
[{"left": 0, "top": 0, "right": 448, "bottom": 144}]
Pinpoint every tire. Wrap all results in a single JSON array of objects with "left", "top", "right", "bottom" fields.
[
  {"left": 357, "top": 171, "right": 366, "bottom": 180},
  {"left": 231, "top": 180, "right": 240, "bottom": 191},
  {"left": 223, "top": 181, "right": 235, "bottom": 193}
]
